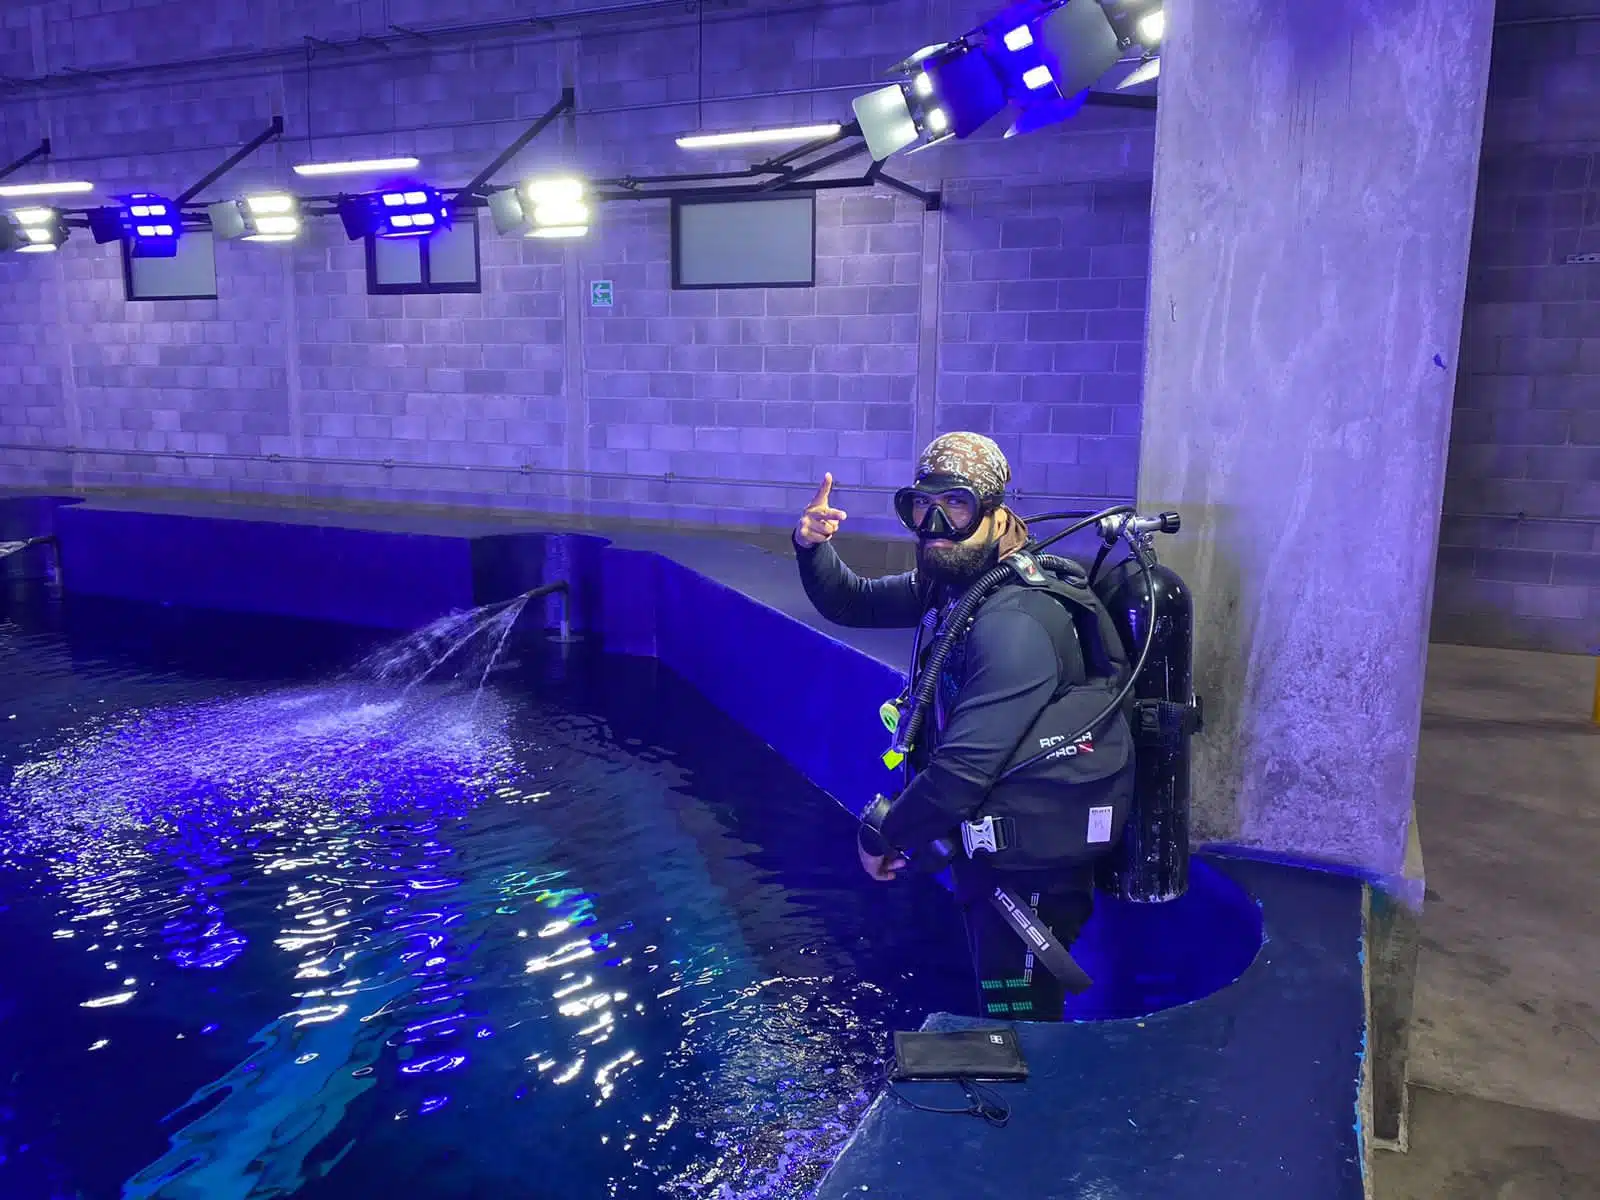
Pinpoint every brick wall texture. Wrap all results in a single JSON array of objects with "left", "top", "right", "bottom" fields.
[
  {"left": 0, "top": 0, "right": 1154, "bottom": 540},
  {"left": 0, "top": 0, "right": 1593, "bottom": 649},
  {"left": 1439, "top": 1, "right": 1599, "bottom": 653}
]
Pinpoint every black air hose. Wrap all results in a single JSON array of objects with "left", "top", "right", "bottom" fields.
[
  {"left": 891, "top": 558, "right": 1016, "bottom": 757},
  {"left": 1029, "top": 504, "right": 1134, "bottom": 555},
  {"left": 1087, "top": 542, "right": 1112, "bottom": 585}
]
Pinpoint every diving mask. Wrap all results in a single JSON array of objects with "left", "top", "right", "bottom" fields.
[{"left": 893, "top": 473, "right": 996, "bottom": 542}]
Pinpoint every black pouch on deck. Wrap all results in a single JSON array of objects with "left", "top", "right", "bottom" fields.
[{"left": 890, "top": 1027, "right": 1028, "bottom": 1083}]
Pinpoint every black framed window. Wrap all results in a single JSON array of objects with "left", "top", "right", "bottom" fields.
[
  {"left": 122, "top": 231, "right": 219, "bottom": 301},
  {"left": 365, "top": 210, "right": 482, "bottom": 295},
  {"left": 670, "top": 192, "right": 816, "bottom": 289}
]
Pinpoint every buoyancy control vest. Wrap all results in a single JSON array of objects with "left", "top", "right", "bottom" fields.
[{"left": 907, "top": 552, "right": 1139, "bottom": 872}]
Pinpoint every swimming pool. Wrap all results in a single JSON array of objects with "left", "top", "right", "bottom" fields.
[{"left": 0, "top": 589, "right": 973, "bottom": 1200}]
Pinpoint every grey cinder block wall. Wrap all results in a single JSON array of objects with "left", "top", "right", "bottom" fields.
[
  {"left": 1436, "top": 1, "right": 1599, "bottom": 654},
  {"left": 0, "top": 0, "right": 1153, "bottom": 541},
  {"left": 0, "top": 0, "right": 1593, "bottom": 648}
]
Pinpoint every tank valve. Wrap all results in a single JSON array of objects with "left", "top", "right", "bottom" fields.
[{"left": 1098, "top": 510, "right": 1183, "bottom": 545}]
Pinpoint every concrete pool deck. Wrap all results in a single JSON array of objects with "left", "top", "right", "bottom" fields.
[
  {"left": 5, "top": 490, "right": 1373, "bottom": 1198},
  {"left": 815, "top": 853, "right": 1366, "bottom": 1200}
]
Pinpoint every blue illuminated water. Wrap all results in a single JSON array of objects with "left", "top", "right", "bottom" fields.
[{"left": 0, "top": 594, "right": 972, "bottom": 1200}]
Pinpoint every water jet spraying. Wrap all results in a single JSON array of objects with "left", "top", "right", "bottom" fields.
[
  {"left": 0, "top": 534, "right": 56, "bottom": 561},
  {"left": 353, "top": 581, "right": 576, "bottom": 690}
]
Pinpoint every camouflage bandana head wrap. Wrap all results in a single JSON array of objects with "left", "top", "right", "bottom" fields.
[{"left": 914, "top": 432, "right": 1011, "bottom": 501}]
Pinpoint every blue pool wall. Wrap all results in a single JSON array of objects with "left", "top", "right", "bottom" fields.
[{"left": 47, "top": 499, "right": 907, "bottom": 812}]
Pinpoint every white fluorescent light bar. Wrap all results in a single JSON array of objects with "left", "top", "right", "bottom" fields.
[
  {"left": 675, "top": 123, "right": 842, "bottom": 150},
  {"left": 0, "top": 180, "right": 93, "bottom": 198},
  {"left": 292, "top": 157, "right": 421, "bottom": 177}
]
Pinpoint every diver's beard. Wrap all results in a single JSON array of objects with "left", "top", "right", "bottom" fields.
[{"left": 916, "top": 534, "right": 1000, "bottom": 586}]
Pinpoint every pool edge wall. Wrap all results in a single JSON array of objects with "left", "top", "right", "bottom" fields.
[
  {"left": 40, "top": 497, "right": 1377, "bottom": 1196},
  {"left": 49, "top": 501, "right": 904, "bottom": 810}
]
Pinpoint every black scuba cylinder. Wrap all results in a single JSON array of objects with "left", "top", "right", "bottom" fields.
[{"left": 1090, "top": 556, "right": 1198, "bottom": 903}]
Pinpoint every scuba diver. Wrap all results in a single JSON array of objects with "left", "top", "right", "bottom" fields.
[{"left": 792, "top": 432, "right": 1140, "bottom": 1022}]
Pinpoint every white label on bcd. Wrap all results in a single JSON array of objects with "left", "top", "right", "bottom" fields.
[{"left": 1087, "top": 806, "right": 1114, "bottom": 844}]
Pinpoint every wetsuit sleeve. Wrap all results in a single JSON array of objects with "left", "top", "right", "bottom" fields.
[
  {"left": 876, "top": 603, "right": 1060, "bottom": 853},
  {"left": 794, "top": 540, "right": 923, "bottom": 629}
]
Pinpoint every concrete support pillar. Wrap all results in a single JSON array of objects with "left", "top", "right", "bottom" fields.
[
  {"left": 1138, "top": 0, "right": 1497, "bottom": 876},
  {"left": 1140, "top": 0, "right": 1496, "bottom": 1156}
]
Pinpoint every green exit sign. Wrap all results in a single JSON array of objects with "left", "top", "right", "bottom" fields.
[{"left": 590, "top": 280, "right": 613, "bottom": 307}]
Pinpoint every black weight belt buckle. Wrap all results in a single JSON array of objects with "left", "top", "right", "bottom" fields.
[{"left": 989, "top": 885, "right": 1094, "bottom": 995}]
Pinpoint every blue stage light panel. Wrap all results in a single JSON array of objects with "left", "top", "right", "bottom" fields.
[
  {"left": 88, "top": 193, "right": 181, "bottom": 257},
  {"left": 337, "top": 182, "right": 452, "bottom": 241}
]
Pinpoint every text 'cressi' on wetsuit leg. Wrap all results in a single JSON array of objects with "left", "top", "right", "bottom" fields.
[{"left": 963, "top": 886, "right": 1093, "bottom": 1021}]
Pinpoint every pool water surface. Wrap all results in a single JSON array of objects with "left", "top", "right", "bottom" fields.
[{"left": 0, "top": 591, "right": 972, "bottom": 1200}]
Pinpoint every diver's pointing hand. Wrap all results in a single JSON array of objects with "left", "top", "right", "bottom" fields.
[{"left": 794, "top": 471, "right": 848, "bottom": 549}]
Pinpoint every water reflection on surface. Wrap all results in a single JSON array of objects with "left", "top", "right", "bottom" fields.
[{"left": 0, "top": 634, "right": 916, "bottom": 1200}]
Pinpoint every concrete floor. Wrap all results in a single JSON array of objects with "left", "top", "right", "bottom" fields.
[
  {"left": 1372, "top": 643, "right": 1600, "bottom": 1199},
  {"left": 1374, "top": 1086, "right": 1600, "bottom": 1199}
]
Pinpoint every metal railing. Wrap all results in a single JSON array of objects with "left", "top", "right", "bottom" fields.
[
  {"left": 1442, "top": 511, "right": 1595, "bottom": 527},
  {"left": 0, "top": 441, "right": 1125, "bottom": 508}
]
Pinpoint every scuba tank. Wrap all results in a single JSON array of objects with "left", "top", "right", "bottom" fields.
[
  {"left": 1022, "top": 507, "right": 1200, "bottom": 902},
  {"left": 1091, "top": 544, "right": 1199, "bottom": 903}
]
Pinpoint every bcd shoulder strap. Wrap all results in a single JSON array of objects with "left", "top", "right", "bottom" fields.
[{"left": 1005, "top": 552, "right": 1130, "bottom": 687}]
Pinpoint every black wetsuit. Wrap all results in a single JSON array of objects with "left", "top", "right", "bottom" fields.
[{"left": 796, "top": 539, "right": 1096, "bottom": 1021}]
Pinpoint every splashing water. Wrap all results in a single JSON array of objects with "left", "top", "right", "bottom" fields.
[
  {"left": 354, "top": 595, "right": 532, "bottom": 691},
  {"left": 0, "top": 607, "right": 933, "bottom": 1200}
]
